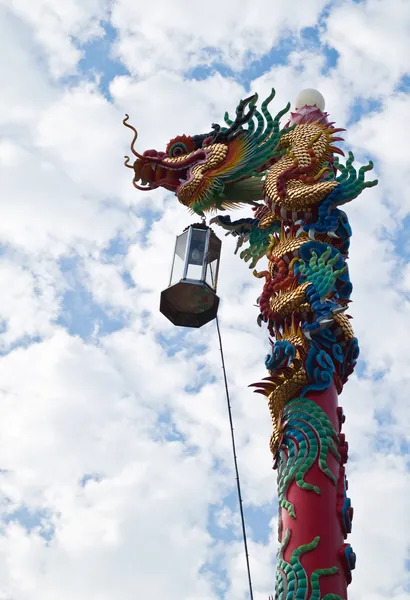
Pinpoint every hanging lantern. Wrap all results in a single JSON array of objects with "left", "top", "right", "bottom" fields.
[{"left": 160, "top": 224, "right": 221, "bottom": 328}]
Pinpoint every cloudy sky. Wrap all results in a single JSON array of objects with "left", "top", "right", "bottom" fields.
[{"left": 0, "top": 0, "right": 409, "bottom": 598}]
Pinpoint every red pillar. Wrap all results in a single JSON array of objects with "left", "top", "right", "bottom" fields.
[{"left": 276, "top": 382, "right": 355, "bottom": 599}]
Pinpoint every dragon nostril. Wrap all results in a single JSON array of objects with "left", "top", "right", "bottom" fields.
[{"left": 143, "top": 149, "right": 158, "bottom": 158}]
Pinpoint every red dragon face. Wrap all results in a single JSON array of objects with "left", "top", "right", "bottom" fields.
[{"left": 127, "top": 131, "right": 212, "bottom": 196}]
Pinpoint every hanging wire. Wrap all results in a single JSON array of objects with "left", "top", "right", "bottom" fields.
[
  {"left": 208, "top": 249, "right": 254, "bottom": 600},
  {"left": 215, "top": 314, "right": 254, "bottom": 600}
]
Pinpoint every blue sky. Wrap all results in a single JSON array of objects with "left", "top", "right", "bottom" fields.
[{"left": 1, "top": 1, "right": 410, "bottom": 599}]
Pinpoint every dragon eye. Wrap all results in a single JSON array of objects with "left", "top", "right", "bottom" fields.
[{"left": 168, "top": 142, "right": 188, "bottom": 158}]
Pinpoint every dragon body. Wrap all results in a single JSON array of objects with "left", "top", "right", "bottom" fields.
[{"left": 125, "top": 87, "right": 377, "bottom": 599}]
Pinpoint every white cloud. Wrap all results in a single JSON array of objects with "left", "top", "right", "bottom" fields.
[
  {"left": 322, "top": 0, "right": 410, "bottom": 98},
  {"left": 0, "top": 253, "right": 62, "bottom": 351},
  {"left": 111, "top": 0, "right": 330, "bottom": 77},
  {"left": 1, "top": 0, "right": 410, "bottom": 599},
  {"left": 1, "top": 0, "right": 108, "bottom": 78},
  {"left": 349, "top": 455, "right": 410, "bottom": 599},
  {"left": 0, "top": 7, "right": 57, "bottom": 127}
]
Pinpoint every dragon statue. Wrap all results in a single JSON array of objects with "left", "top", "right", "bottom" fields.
[{"left": 124, "top": 87, "right": 377, "bottom": 599}]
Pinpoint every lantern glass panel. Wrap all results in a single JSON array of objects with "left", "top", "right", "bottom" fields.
[
  {"left": 205, "top": 234, "right": 221, "bottom": 290},
  {"left": 186, "top": 228, "right": 207, "bottom": 281},
  {"left": 170, "top": 230, "right": 188, "bottom": 285}
]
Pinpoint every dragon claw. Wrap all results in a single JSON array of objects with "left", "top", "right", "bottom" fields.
[
  {"left": 331, "top": 305, "right": 348, "bottom": 315},
  {"left": 317, "top": 317, "right": 334, "bottom": 327}
]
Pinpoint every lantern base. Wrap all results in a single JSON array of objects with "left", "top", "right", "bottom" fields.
[{"left": 160, "top": 280, "right": 220, "bottom": 328}]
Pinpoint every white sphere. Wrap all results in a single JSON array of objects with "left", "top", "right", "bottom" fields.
[{"left": 295, "top": 89, "right": 325, "bottom": 111}]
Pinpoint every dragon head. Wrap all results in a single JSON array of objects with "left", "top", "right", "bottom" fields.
[{"left": 123, "top": 89, "right": 294, "bottom": 216}]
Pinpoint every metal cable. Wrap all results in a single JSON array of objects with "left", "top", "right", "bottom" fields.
[
  {"left": 205, "top": 230, "right": 254, "bottom": 599},
  {"left": 215, "top": 314, "right": 254, "bottom": 600}
]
